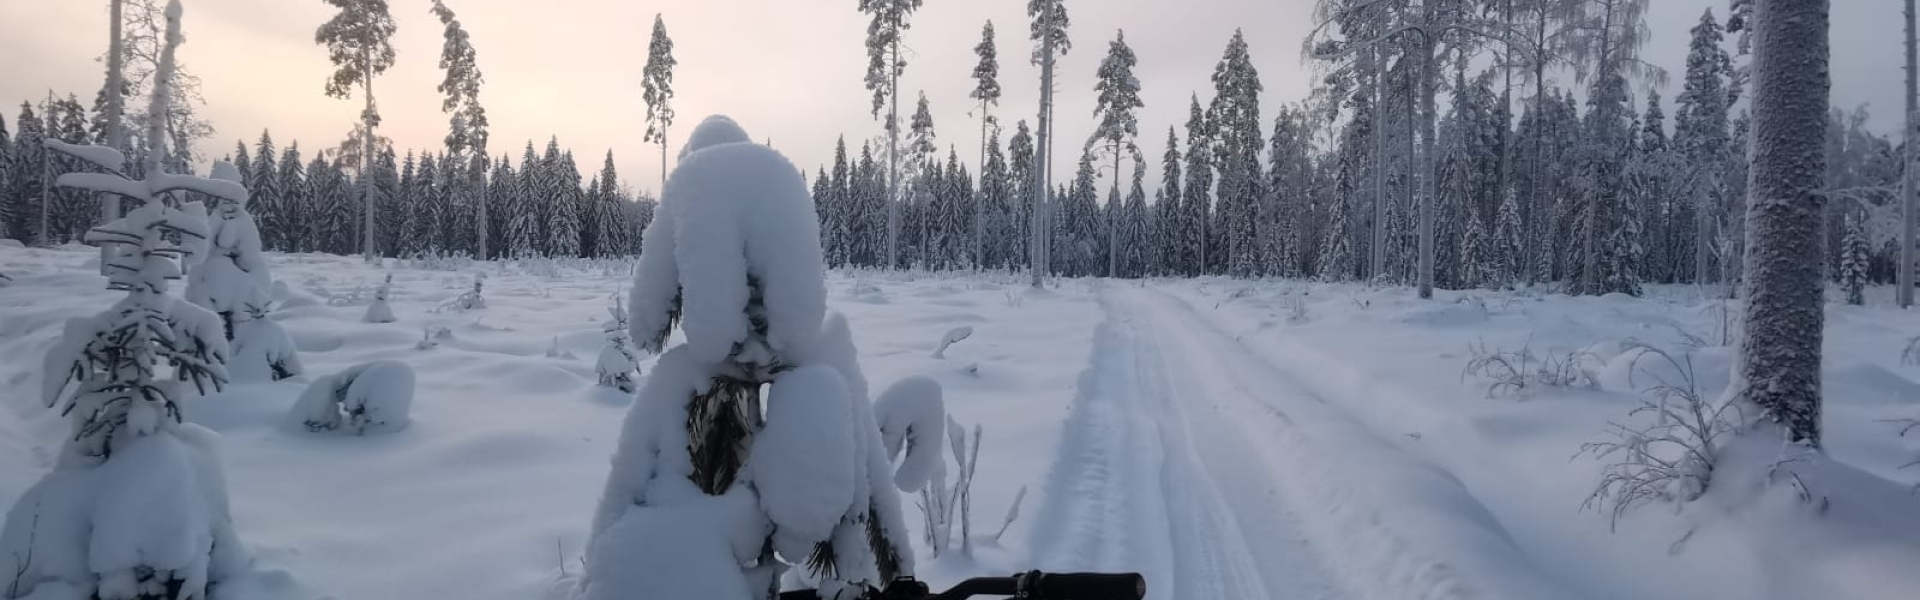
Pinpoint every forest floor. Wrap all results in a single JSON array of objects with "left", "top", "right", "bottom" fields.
[{"left": 3, "top": 244, "right": 1919, "bottom": 600}]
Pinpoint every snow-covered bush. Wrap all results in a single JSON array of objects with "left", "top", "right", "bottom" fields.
[
  {"left": 1580, "top": 345, "right": 1742, "bottom": 526},
  {"left": 362, "top": 274, "right": 396, "bottom": 323},
  {"left": 288, "top": 360, "right": 416, "bottom": 435},
  {"left": 433, "top": 275, "right": 486, "bottom": 313},
  {"left": 596, "top": 298, "right": 640, "bottom": 393},
  {"left": 584, "top": 116, "right": 915, "bottom": 600},
  {"left": 229, "top": 300, "right": 303, "bottom": 382},
  {"left": 3, "top": 6, "right": 248, "bottom": 596}
]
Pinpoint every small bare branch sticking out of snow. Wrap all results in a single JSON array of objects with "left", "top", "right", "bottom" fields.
[
  {"left": 1902, "top": 336, "right": 1920, "bottom": 367},
  {"left": 993, "top": 486, "right": 1027, "bottom": 543},
  {"left": 932, "top": 326, "right": 974, "bottom": 359}
]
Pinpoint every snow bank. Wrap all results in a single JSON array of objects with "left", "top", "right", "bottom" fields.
[{"left": 288, "top": 360, "right": 416, "bottom": 435}]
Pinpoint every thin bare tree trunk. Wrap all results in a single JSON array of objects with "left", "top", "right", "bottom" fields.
[
  {"left": 1372, "top": 47, "right": 1388, "bottom": 281},
  {"left": 101, "top": 0, "right": 125, "bottom": 273},
  {"left": 1902, "top": 0, "right": 1916, "bottom": 307},
  {"left": 1032, "top": 4, "right": 1055, "bottom": 288},
  {"left": 362, "top": 46, "right": 377, "bottom": 262},
  {"left": 1418, "top": 33, "right": 1437, "bottom": 300},
  {"left": 886, "top": 31, "right": 902, "bottom": 270}
]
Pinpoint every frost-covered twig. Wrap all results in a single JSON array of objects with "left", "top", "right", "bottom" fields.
[{"left": 1903, "top": 337, "right": 1920, "bottom": 368}]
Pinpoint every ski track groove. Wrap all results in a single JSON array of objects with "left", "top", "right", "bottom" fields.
[{"left": 1029, "top": 284, "right": 1347, "bottom": 600}]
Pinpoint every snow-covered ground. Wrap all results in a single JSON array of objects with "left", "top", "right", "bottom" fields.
[{"left": 5, "top": 244, "right": 1920, "bottom": 600}]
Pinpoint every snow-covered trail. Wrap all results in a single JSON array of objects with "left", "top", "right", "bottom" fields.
[{"left": 1029, "top": 284, "right": 1345, "bottom": 600}]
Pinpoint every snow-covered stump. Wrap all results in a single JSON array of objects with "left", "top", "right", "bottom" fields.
[
  {"left": 583, "top": 116, "right": 918, "bottom": 600},
  {"left": 287, "top": 360, "right": 416, "bottom": 435},
  {"left": 4, "top": 8, "right": 250, "bottom": 593}
]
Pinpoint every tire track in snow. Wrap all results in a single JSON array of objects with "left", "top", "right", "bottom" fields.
[{"left": 1028, "top": 285, "right": 1343, "bottom": 600}]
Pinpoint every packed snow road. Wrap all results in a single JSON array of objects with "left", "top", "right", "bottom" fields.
[
  {"left": 1030, "top": 285, "right": 1345, "bottom": 600},
  {"left": 1031, "top": 284, "right": 1573, "bottom": 600}
]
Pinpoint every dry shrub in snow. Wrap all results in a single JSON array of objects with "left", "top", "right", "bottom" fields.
[
  {"left": 288, "top": 360, "right": 416, "bottom": 435},
  {"left": 433, "top": 275, "right": 487, "bottom": 313},
  {"left": 1461, "top": 338, "right": 1597, "bottom": 399},
  {"left": 1579, "top": 345, "right": 1742, "bottom": 527}
]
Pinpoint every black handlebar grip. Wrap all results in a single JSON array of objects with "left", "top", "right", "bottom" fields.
[{"left": 1033, "top": 572, "right": 1146, "bottom": 600}]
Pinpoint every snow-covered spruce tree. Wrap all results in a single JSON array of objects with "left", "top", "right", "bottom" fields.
[
  {"left": 363, "top": 273, "right": 395, "bottom": 323},
  {"left": 596, "top": 296, "right": 639, "bottom": 393},
  {"left": 316, "top": 0, "right": 397, "bottom": 261},
  {"left": 1088, "top": 29, "right": 1142, "bottom": 278},
  {"left": 2, "top": 4, "right": 247, "bottom": 597},
  {"left": 970, "top": 21, "right": 1001, "bottom": 268},
  {"left": 1211, "top": 31, "right": 1263, "bottom": 280},
  {"left": 1180, "top": 97, "right": 1213, "bottom": 277},
  {"left": 1839, "top": 211, "right": 1869, "bottom": 306},
  {"left": 1156, "top": 127, "right": 1182, "bottom": 278},
  {"left": 185, "top": 161, "right": 303, "bottom": 382},
  {"left": 587, "top": 116, "right": 919, "bottom": 600}
]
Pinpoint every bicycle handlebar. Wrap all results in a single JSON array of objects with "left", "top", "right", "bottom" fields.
[{"left": 778, "top": 571, "right": 1145, "bottom": 600}]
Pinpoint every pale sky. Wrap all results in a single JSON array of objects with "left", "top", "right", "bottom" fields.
[{"left": 0, "top": 0, "right": 1901, "bottom": 196}]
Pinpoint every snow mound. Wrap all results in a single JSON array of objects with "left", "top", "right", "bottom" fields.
[
  {"left": 874, "top": 375, "right": 946, "bottom": 493},
  {"left": 750, "top": 365, "right": 857, "bottom": 559},
  {"left": 580, "top": 507, "right": 756, "bottom": 600},
  {"left": 288, "top": 360, "right": 416, "bottom": 435}
]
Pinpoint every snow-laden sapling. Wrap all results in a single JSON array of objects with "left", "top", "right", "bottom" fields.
[
  {"left": 874, "top": 377, "right": 952, "bottom": 552},
  {"left": 363, "top": 274, "right": 396, "bottom": 323},
  {"left": 229, "top": 299, "right": 304, "bottom": 382},
  {"left": 1, "top": 6, "right": 249, "bottom": 596},
  {"left": 581, "top": 116, "right": 917, "bottom": 600},
  {"left": 434, "top": 274, "right": 487, "bottom": 313},
  {"left": 185, "top": 161, "right": 273, "bottom": 339},
  {"left": 596, "top": 298, "right": 640, "bottom": 393},
  {"left": 931, "top": 326, "right": 973, "bottom": 359},
  {"left": 288, "top": 360, "right": 416, "bottom": 435}
]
